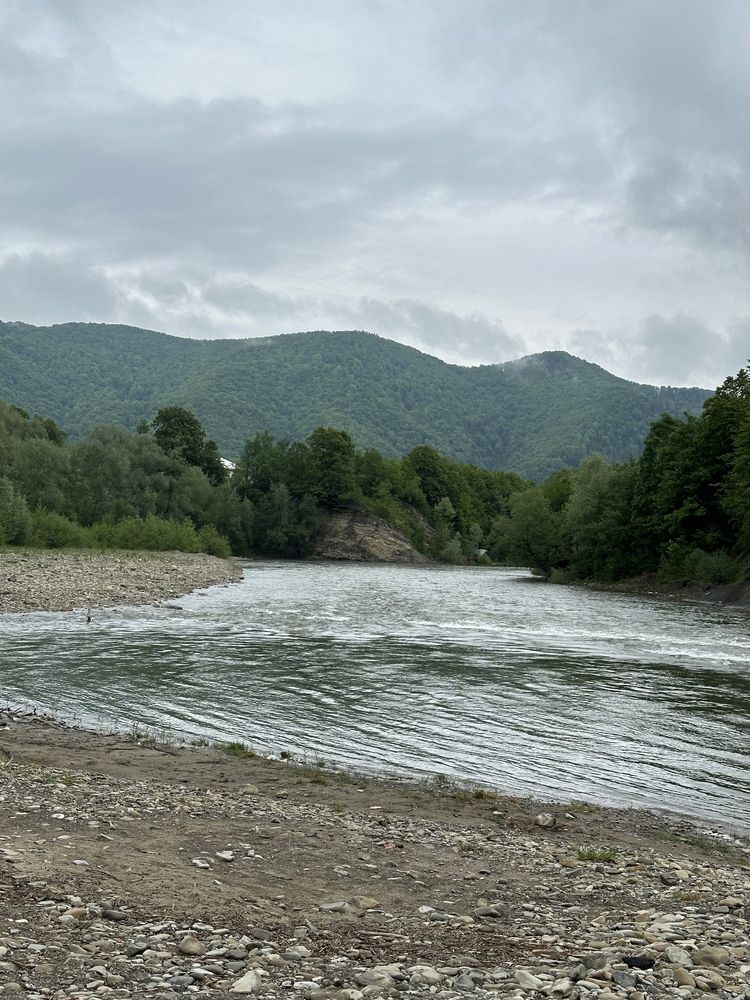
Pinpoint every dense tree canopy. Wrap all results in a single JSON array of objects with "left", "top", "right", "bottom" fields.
[
  {"left": 493, "top": 362, "right": 750, "bottom": 586},
  {"left": 0, "top": 322, "right": 710, "bottom": 480},
  {"left": 1, "top": 360, "right": 747, "bottom": 588}
]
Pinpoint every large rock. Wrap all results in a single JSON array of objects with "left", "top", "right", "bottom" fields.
[
  {"left": 311, "top": 509, "right": 429, "bottom": 564},
  {"left": 693, "top": 945, "right": 730, "bottom": 967}
]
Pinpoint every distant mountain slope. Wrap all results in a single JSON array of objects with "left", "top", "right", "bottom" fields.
[{"left": 0, "top": 321, "right": 711, "bottom": 478}]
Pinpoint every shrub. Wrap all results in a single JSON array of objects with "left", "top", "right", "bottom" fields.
[
  {"left": 197, "top": 523, "right": 231, "bottom": 557},
  {"left": 90, "top": 515, "right": 201, "bottom": 553},
  {"left": 0, "top": 477, "right": 32, "bottom": 545},
  {"left": 659, "top": 543, "right": 740, "bottom": 586},
  {"left": 29, "top": 509, "right": 87, "bottom": 548}
]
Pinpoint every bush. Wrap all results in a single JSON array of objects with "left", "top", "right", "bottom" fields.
[
  {"left": 90, "top": 515, "right": 200, "bottom": 552},
  {"left": 90, "top": 515, "right": 231, "bottom": 556},
  {"left": 0, "top": 476, "right": 32, "bottom": 545},
  {"left": 659, "top": 542, "right": 740, "bottom": 586},
  {"left": 437, "top": 534, "right": 467, "bottom": 564},
  {"left": 197, "top": 524, "right": 231, "bottom": 557},
  {"left": 29, "top": 509, "right": 88, "bottom": 548}
]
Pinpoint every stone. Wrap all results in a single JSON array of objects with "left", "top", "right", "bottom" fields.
[
  {"left": 693, "top": 946, "right": 730, "bottom": 967},
  {"left": 170, "top": 974, "right": 195, "bottom": 987},
  {"left": 580, "top": 953, "right": 610, "bottom": 971},
  {"left": 216, "top": 850, "right": 236, "bottom": 862},
  {"left": 514, "top": 969, "right": 543, "bottom": 990},
  {"left": 372, "top": 964, "right": 404, "bottom": 980},
  {"left": 534, "top": 813, "right": 557, "bottom": 828},
  {"left": 664, "top": 945, "right": 693, "bottom": 967},
  {"left": 179, "top": 935, "right": 206, "bottom": 956},
  {"left": 351, "top": 896, "right": 381, "bottom": 909},
  {"left": 543, "top": 978, "right": 573, "bottom": 997},
  {"left": 356, "top": 970, "right": 395, "bottom": 988},
  {"left": 675, "top": 968, "right": 696, "bottom": 987},
  {"left": 454, "top": 972, "right": 476, "bottom": 991},
  {"left": 230, "top": 970, "right": 264, "bottom": 993},
  {"left": 718, "top": 896, "right": 743, "bottom": 908},
  {"left": 409, "top": 966, "right": 443, "bottom": 986}
]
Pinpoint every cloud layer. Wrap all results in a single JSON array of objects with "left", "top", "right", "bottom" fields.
[{"left": 2, "top": 0, "right": 749, "bottom": 387}]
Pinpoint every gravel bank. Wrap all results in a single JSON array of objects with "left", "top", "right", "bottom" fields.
[
  {"left": 0, "top": 550, "right": 243, "bottom": 613},
  {"left": 1, "top": 715, "right": 749, "bottom": 999}
]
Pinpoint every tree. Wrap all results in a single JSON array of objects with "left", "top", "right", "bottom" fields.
[
  {"left": 0, "top": 476, "right": 31, "bottom": 545},
  {"left": 306, "top": 427, "right": 356, "bottom": 506},
  {"left": 152, "top": 406, "right": 227, "bottom": 485},
  {"left": 406, "top": 446, "right": 448, "bottom": 507},
  {"left": 501, "top": 487, "right": 563, "bottom": 575}
]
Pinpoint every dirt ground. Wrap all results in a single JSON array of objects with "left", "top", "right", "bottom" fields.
[{"left": 2, "top": 716, "right": 746, "bottom": 942}]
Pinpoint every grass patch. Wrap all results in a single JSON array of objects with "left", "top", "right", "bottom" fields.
[
  {"left": 472, "top": 787, "right": 496, "bottom": 801},
  {"left": 679, "top": 832, "right": 734, "bottom": 854},
  {"left": 422, "top": 773, "right": 497, "bottom": 803},
  {"left": 330, "top": 801, "right": 345, "bottom": 814},
  {"left": 299, "top": 765, "right": 328, "bottom": 785},
  {"left": 660, "top": 830, "right": 736, "bottom": 855},
  {"left": 217, "top": 741, "right": 257, "bottom": 760},
  {"left": 577, "top": 846, "right": 618, "bottom": 862},
  {"left": 190, "top": 736, "right": 210, "bottom": 747},
  {"left": 566, "top": 800, "right": 602, "bottom": 814}
]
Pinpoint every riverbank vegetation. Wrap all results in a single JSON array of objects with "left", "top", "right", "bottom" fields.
[
  {"left": 0, "top": 397, "right": 525, "bottom": 561},
  {"left": 493, "top": 363, "right": 750, "bottom": 586},
  {"left": 0, "top": 360, "right": 748, "bottom": 585}
]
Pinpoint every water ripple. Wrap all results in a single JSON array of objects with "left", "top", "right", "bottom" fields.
[{"left": 1, "top": 562, "right": 749, "bottom": 825}]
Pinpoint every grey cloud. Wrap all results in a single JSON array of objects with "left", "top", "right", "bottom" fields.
[
  {"left": 0, "top": 90, "right": 611, "bottom": 271},
  {"left": 1, "top": 1, "right": 750, "bottom": 386},
  {"left": 349, "top": 298, "right": 522, "bottom": 364},
  {"left": 569, "top": 313, "right": 749, "bottom": 389},
  {"left": 201, "top": 279, "right": 310, "bottom": 317},
  {"left": 0, "top": 252, "right": 117, "bottom": 323},
  {"left": 635, "top": 314, "right": 722, "bottom": 385}
]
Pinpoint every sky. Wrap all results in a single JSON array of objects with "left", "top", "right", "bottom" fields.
[{"left": 1, "top": 0, "right": 749, "bottom": 388}]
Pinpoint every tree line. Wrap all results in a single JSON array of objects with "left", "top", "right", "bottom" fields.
[
  {"left": 1, "top": 360, "right": 748, "bottom": 586},
  {"left": 0, "top": 401, "right": 525, "bottom": 562},
  {"left": 493, "top": 363, "right": 750, "bottom": 586}
]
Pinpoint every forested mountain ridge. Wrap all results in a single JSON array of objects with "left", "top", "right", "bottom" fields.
[{"left": 0, "top": 321, "right": 710, "bottom": 478}]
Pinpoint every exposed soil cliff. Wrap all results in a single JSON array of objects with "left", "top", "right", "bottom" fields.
[{"left": 311, "top": 509, "right": 428, "bottom": 564}]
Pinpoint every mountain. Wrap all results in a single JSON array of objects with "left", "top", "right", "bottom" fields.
[{"left": 0, "top": 321, "right": 711, "bottom": 479}]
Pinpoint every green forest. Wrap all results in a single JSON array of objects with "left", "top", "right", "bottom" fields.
[
  {"left": 0, "top": 322, "right": 709, "bottom": 479},
  {"left": 1, "top": 359, "right": 747, "bottom": 587},
  {"left": 493, "top": 363, "right": 750, "bottom": 588}
]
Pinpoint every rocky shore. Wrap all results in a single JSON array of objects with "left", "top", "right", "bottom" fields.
[
  {"left": 1, "top": 715, "right": 749, "bottom": 999},
  {"left": 0, "top": 551, "right": 243, "bottom": 613}
]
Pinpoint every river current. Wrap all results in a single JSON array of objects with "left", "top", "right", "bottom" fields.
[{"left": 2, "top": 562, "right": 749, "bottom": 826}]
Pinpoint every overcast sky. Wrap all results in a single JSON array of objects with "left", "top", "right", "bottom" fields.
[{"left": 2, "top": 0, "right": 749, "bottom": 388}]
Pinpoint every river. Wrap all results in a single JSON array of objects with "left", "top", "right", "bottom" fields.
[{"left": 2, "top": 561, "right": 749, "bottom": 826}]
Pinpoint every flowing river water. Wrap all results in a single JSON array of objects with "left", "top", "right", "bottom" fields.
[{"left": 2, "top": 562, "right": 749, "bottom": 826}]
